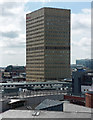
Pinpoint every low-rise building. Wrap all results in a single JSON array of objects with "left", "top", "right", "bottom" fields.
[
  {"left": 2, "top": 65, "right": 26, "bottom": 82},
  {"left": 1, "top": 102, "right": 92, "bottom": 119}
]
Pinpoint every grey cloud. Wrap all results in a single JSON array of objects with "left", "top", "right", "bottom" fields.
[
  {"left": 1, "top": 8, "right": 14, "bottom": 16},
  {"left": 2, "top": 2, "right": 21, "bottom": 9},
  {"left": 7, "top": 41, "right": 26, "bottom": 48},
  {"left": 2, "top": 31, "right": 19, "bottom": 38},
  {"left": 4, "top": 52, "right": 17, "bottom": 55},
  {"left": 83, "top": 43, "right": 90, "bottom": 47},
  {"left": 0, "top": 2, "right": 22, "bottom": 16},
  {"left": 72, "top": 21, "right": 90, "bottom": 30}
]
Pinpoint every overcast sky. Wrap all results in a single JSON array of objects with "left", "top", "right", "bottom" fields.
[{"left": 0, "top": 0, "right": 91, "bottom": 67}]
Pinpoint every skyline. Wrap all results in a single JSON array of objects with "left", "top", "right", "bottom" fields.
[{"left": 0, "top": 1, "right": 91, "bottom": 67}]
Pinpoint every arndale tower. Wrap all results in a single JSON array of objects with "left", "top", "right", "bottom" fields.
[{"left": 26, "top": 7, "right": 71, "bottom": 82}]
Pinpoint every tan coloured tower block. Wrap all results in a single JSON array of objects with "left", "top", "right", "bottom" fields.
[{"left": 26, "top": 7, "right": 71, "bottom": 82}]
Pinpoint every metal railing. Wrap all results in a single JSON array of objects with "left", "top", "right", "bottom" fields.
[{"left": 2, "top": 89, "right": 72, "bottom": 99}]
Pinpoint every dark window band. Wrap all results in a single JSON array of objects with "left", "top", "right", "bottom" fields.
[
  {"left": 27, "top": 46, "right": 44, "bottom": 51},
  {"left": 45, "top": 46, "right": 70, "bottom": 50}
]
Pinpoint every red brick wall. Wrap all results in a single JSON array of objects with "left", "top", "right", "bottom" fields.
[
  {"left": 64, "top": 95, "right": 85, "bottom": 101},
  {"left": 85, "top": 93, "right": 93, "bottom": 108}
]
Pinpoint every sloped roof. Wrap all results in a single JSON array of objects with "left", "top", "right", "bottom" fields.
[{"left": 35, "top": 99, "right": 63, "bottom": 110}]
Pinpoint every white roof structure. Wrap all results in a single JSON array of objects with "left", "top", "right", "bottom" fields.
[
  {"left": 1, "top": 109, "right": 92, "bottom": 119},
  {"left": 8, "top": 99, "right": 25, "bottom": 104},
  {"left": 1, "top": 102, "right": 92, "bottom": 119}
]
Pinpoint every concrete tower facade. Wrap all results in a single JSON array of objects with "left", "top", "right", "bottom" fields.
[{"left": 26, "top": 7, "right": 71, "bottom": 82}]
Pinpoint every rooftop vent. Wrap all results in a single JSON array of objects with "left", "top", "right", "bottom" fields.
[{"left": 32, "top": 111, "right": 40, "bottom": 116}]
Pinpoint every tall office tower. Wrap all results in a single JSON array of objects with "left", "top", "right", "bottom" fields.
[{"left": 26, "top": 7, "right": 71, "bottom": 82}]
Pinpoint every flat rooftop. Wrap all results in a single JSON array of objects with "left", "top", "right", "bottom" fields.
[
  {"left": 1, "top": 110, "right": 92, "bottom": 119},
  {"left": 1, "top": 102, "right": 93, "bottom": 119},
  {"left": 0, "top": 81, "right": 72, "bottom": 86},
  {"left": 63, "top": 102, "right": 92, "bottom": 113}
]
